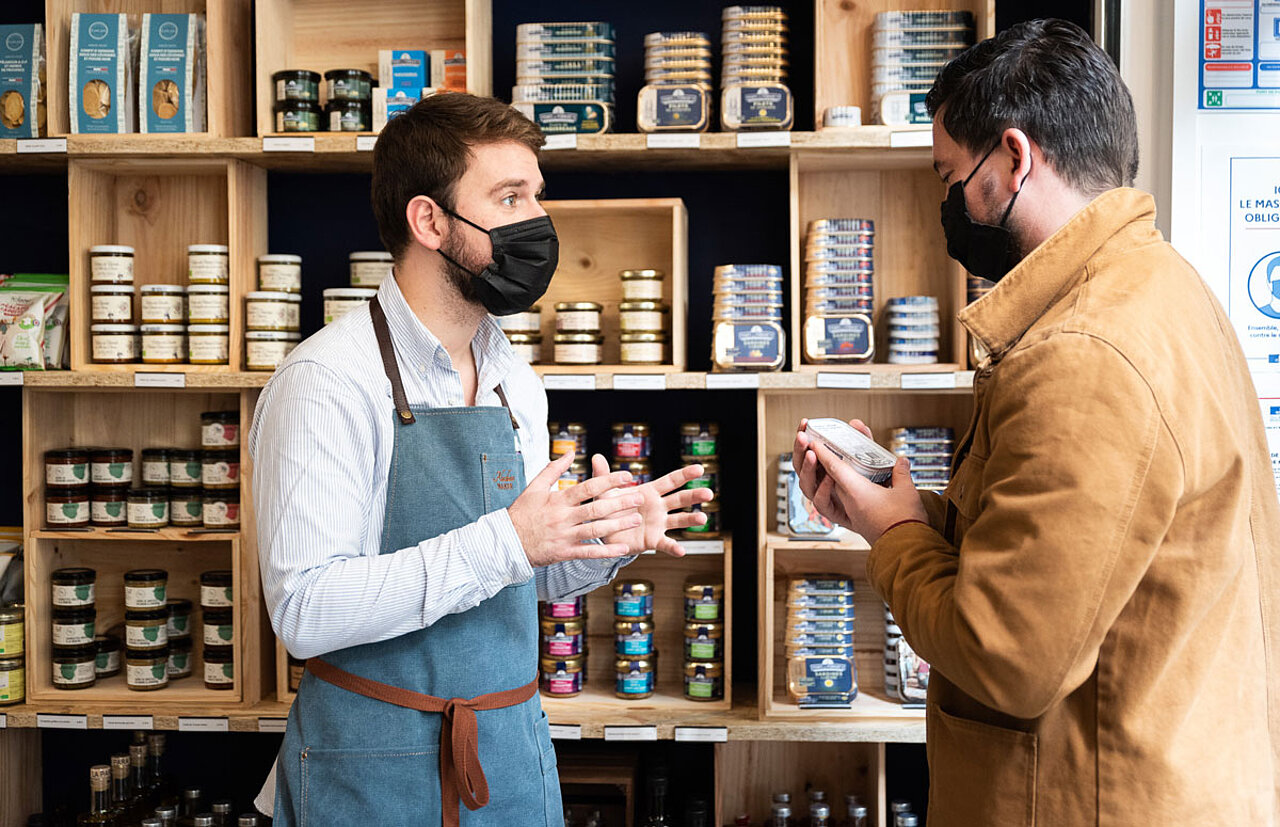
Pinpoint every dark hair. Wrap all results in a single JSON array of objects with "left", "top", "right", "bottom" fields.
[
  {"left": 371, "top": 93, "right": 545, "bottom": 259},
  {"left": 926, "top": 19, "right": 1138, "bottom": 193}
]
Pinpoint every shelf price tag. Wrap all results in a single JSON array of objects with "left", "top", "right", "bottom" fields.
[
  {"left": 900, "top": 372, "right": 957, "bottom": 390},
  {"left": 955, "top": 370, "right": 976, "bottom": 388},
  {"left": 890, "top": 130, "right": 932, "bottom": 149},
  {"left": 103, "top": 715, "right": 153, "bottom": 730},
  {"left": 179, "top": 717, "right": 229, "bottom": 733},
  {"left": 817, "top": 372, "right": 871, "bottom": 389},
  {"left": 736, "top": 132, "right": 791, "bottom": 149},
  {"left": 604, "top": 725, "right": 658, "bottom": 742},
  {"left": 0, "top": 714, "right": 6, "bottom": 729},
  {"left": 262, "top": 136, "right": 316, "bottom": 152},
  {"left": 135, "top": 372, "right": 186, "bottom": 388},
  {"left": 17, "top": 138, "right": 67, "bottom": 154},
  {"left": 356, "top": 136, "right": 378, "bottom": 151},
  {"left": 37, "top": 714, "right": 88, "bottom": 730},
  {"left": 612, "top": 374, "right": 667, "bottom": 391},
  {"left": 543, "top": 374, "right": 596, "bottom": 391},
  {"left": 258, "top": 718, "right": 288, "bottom": 734},
  {"left": 674, "top": 726, "right": 728, "bottom": 743},
  {"left": 548, "top": 724, "right": 582, "bottom": 740},
  {"left": 542, "top": 134, "right": 578, "bottom": 151},
  {"left": 0, "top": 372, "right": 24, "bottom": 386},
  {"left": 706, "top": 373, "right": 760, "bottom": 390},
  {"left": 680, "top": 540, "right": 725, "bottom": 555},
  {"left": 647, "top": 134, "right": 700, "bottom": 150}
]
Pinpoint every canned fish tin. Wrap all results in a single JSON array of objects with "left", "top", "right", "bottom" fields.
[
  {"left": 637, "top": 84, "right": 711, "bottom": 133},
  {"left": 713, "top": 305, "right": 784, "bottom": 323},
  {"left": 517, "top": 40, "right": 616, "bottom": 59},
  {"left": 806, "top": 299, "right": 875, "bottom": 316},
  {"left": 516, "top": 22, "right": 616, "bottom": 41},
  {"left": 680, "top": 422, "right": 719, "bottom": 460},
  {"left": 873, "top": 10, "right": 975, "bottom": 30},
  {"left": 873, "top": 45, "right": 968, "bottom": 65},
  {"left": 809, "top": 218, "right": 874, "bottom": 234},
  {"left": 615, "top": 657, "right": 656, "bottom": 699},
  {"left": 684, "top": 622, "right": 724, "bottom": 661},
  {"left": 541, "top": 596, "right": 586, "bottom": 620},
  {"left": 684, "top": 660, "right": 724, "bottom": 700},
  {"left": 615, "top": 620, "right": 655, "bottom": 656},
  {"left": 872, "top": 27, "right": 974, "bottom": 49},
  {"left": 614, "top": 580, "right": 655, "bottom": 619},
  {"left": 803, "top": 419, "right": 897, "bottom": 483},
  {"left": 721, "top": 82, "right": 794, "bottom": 131},
  {"left": 540, "top": 656, "right": 584, "bottom": 697},
  {"left": 806, "top": 271, "right": 876, "bottom": 288},
  {"left": 887, "top": 295, "right": 939, "bottom": 309},
  {"left": 713, "top": 277, "right": 784, "bottom": 293},
  {"left": 711, "top": 320, "right": 786, "bottom": 370},
  {"left": 645, "top": 31, "right": 712, "bottom": 48},
  {"left": 516, "top": 57, "right": 616, "bottom": 78},
  {"left": 872, "top": 63, "right": 946, "bottom": 85},
  {"left": 685, "top": 581, "right": 724, "bottom": 621},
  {"left": 540, "top": 618, "right": 584, "bottom": 657},
  {"left": 715, "top": 263, "right": 783, "bottom": 279},
  {"left": 712, "top": 289, "right": 783, "bottom": 305}
]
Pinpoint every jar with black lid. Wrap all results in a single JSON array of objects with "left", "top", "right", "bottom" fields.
[
  {"left": 167, "top": 636, "right": 193, "bottom": 680},
  {"left": 202, "top": 450, "right": 240, "bottom": 490},
  {"left": 203, "top": 646, "right": 234, "bottom": 690},
  {"left": 169, "top": 450, "right": 202, "bottom": 488},
  {"left": 91, "top": 487, "right": 128, "bottom": 527},
  {"left": 326, "top": 99, "right": 372, "bottom": 132},
  {"left": 170, "top": 488, "right": 203, "bottom": 528},
  {"left": 52, "top": 607, "right": 96, "bottom": 647},
  {"left": 125, "top": 608, "right": 169, "bottom": 650},
  {"left": 200, "top": 411, "right": 240, "bottom": 448},
  {"left": 325, "top": 68, "right": 372, "bottom": 101},
  {"left": 45, "top": 448, "right": 89, "bottom": 487},
  {"left": 166, "top": 598, "right": 193, "bottom": 639},
  {"left": 123, "top": 569, "right": 167, "bottom": 609},
  {"left": 127, "top": 488, "right": 169, "bottom": 529},
  {"left": 203, "top": 608, "right": 234, "bottom": 647},
  {"left": 202, "top": 489, "right": 240, "bottom": 529},
  {"left": 90, "top": 448, "right": 133, "bottom": 487},
  {"left": 200, "top": 570, "right": 233, "bottom": 608},
  {"left": 94, "top": 634, "right": 121, "bottom": 678},
  {"left": 274, "top": 99, "right": 321, "bottom": 133},
  {"left": 272, "top": 69, "right": 320, "bottom": 101},
  {"left": 126, "top": 646, "right": 170, "bottom": 691},
  {"left": 141, "top": 448, "right": 170, "bottom": 485},
  {"left": 51, "top": 567, "right": 96, "bottom": 607},
  {"left": 52, "top": 644, "right": 97, "bottom": 689},
  {"left": 46, "top": 487, "right": 90, "bottom": 528}
]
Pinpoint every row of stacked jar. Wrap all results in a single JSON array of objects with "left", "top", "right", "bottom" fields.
[
  {"left": 43, "top": 410, "right": 241, "bottom": 531},
  {"left": 50, "top": 567, "right": 234, "bottom": 692}
]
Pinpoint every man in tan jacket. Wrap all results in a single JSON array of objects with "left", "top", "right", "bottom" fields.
[{"left": 794, "top": 19, "right": 1280, "bottom": 826}]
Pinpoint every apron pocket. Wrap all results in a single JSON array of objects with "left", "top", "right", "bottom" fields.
[
  {"left": 535, "top": 711, "right": 563, "bottom": 827},
  {"left": 481, "top": 452, "right": 524, "bottom": 513},
  {"left": 300, "top": 745, "right": 440, "bottom": 825},
  {"left": 927, "top": 704, "right": 1037, "bottom": 826}
]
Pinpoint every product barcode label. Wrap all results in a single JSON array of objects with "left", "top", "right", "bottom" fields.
[
  {"left": 258, "top": 718, "right": 288, "bottom": 733},
  {"left": 706, "top": 373, "right": 760, "bottom": 390},
  {"left": 890, "top": 130, "right": 932, "bottom": 148},
  {"left": 900, "top": 372, "right": 957, "bottom": 390},
  {"left": 548, "top": 724, "right": 582, "bottom": 740},
  {"left": 674, "top": 726, "right": 728, "bottom": 743},
  {"left": 0, "top": 714, "right": 6, "bottom": 728},
  {"left": 178, "top": 717, "right": 229, "bottom": 733},
  {"left": 0, "top": 372, "right": 23, "bottom": 386},
  {"left": 37, "top": 714, "right": 88, "bottom": 730},
  {"left": 103, "top": 715, "right": 153, "bottom": 730},
  {"left": 647, "top": 134, "right": 700, "bottom": 149},
  {"left": 604, "top": 725, "right": 658, "bottom": 742},
  {"left": 356, "top": 136, "right": 378, "bottom": 151}
]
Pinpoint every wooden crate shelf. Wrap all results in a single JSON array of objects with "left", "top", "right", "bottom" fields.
[{"left": 715, "top": 741, "right": 885, "bottom": 826}]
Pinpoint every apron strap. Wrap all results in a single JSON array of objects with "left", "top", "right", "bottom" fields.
[
  {"left": 370, "top": 296, "right": 416, "bottom": 426},
  {"left": 493, "top": 383, "right": 520, "bottom": 432},
  {"left": 306, "top": 658, "right": 538, "bottom": 827}
]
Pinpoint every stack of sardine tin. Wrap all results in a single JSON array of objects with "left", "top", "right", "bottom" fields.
[
  {"left": 638, "top": 32, "right": 713, "bottom": 133},
  {"left": 802, "top": 219, "right": 875, "bottom": 364},
  {"left": 871, "top": 10, "right": 974, "bottom": 126},
  {"left": 885, "top": 296, "right": 940, "bottom": 364},
  {"left": 884, "top": 604, "right": 929, "bottom": 705},
  {"left": 710, "top": 264, "right": 786, "bottom": 371},
  {"left": 720, "top": 6, "right": 794, "bottom": 131},
  {"left": 887, "top": 426, "right": 954, "bottom": 492},
  {"left": 512, "top": 22, "right": 616, "bottom": 135}
]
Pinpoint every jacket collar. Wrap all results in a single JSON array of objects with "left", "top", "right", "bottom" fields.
[{"left": 958, "top": 187, "right": 1158, "bottom": 360}]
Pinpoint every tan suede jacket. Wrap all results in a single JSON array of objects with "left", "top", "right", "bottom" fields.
[{"left": 868, "top": 188, "right": 1280, "bottom": 825}]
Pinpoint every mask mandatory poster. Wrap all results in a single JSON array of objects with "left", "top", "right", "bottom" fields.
[{"left": 1228, "top": 156, "right": 1280, "bottom": 366}]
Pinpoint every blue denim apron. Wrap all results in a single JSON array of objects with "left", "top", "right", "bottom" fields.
[{"left": 272, "top": 297, "right": 560, "bottom": 826}]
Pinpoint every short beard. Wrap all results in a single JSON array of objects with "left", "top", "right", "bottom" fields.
[{"left": 440, "top": 216, "right": 482, "bottom": 307}]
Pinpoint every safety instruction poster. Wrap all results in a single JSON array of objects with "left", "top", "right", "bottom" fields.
[
  {"left": 1228, "top": 156, "right": 1280, "bottom": 365},
  {"left": 1199, "top": 0, "right": 1280, "bottom": 108}
]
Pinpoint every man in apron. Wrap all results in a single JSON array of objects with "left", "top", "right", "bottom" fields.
[{"left": 249, "top": 93, "right": 712, "bottom": 824}]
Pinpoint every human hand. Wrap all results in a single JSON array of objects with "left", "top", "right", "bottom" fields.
[{"left": 590, "top": 454, "right": 714, "bottom": 556}]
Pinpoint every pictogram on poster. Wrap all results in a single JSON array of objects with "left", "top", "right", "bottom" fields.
[
  {"left": 1199, "top": 1, "right": 1280, "bottom": 108},
  {"left": 1228, "top": 157, "right": 1280, "bottom": 364}
]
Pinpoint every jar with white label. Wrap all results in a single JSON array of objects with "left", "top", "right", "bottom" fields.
[
  {"left": 170, "top": 489, "right": 203, "bottom": 528},
  {"left": 91, "top": 284, "right": 134, "bottom": 323},
  {"left": 126, "top": 646, "right": 169, "bottom": 691},
  {"left": 203, "top": 490, "right": 240, "bottom": 529},
  {"left": 52, "top": 607, "right": 96, "bottom": 647},
  {"left": 52, "top": 645, "right": 97, "bottom": 689},
  {"left": 188, "top": 244, "right": 230, "bottom": 284},
  {"left": 51, "top": 568, "right": 96, "bottom": 608},
  {"left": 497, "top": 306, "right": 541, "bottom": 334},
  {"left": 621, "top": 332, "right": 666, "bottom": 365},
  {"left": 139, "top": 285, "right": 186, "bottom": 323},
  {"left": 245, "top": 291, "right": 301, "bottom": 332},
  {"left": 123, "top": 569, "right": 167, "bottom": 609},
  {"left": 46, "top": 488, "right": 90, "bottom": 527},
  {"left": 201, "top": 411, "right": 240, "bottom": 448},
  {"left": 200, "top": 570, "right": 234, "bottom": 608},
  {"left": 554, "top": 333, "right": 604, "bottom": 365},
  {"left": 619, "top": 301, "right": 669, "bottom": 333},
  {"left": 203, "top": 646, "right": 234, "bottom": 690},
  {"left": 202, "top": 450, "right": 240, "bottom": 489},
  {"left": 324, "top": 287, "right": 376, "bottom": 324},
  {"left": 90, "top": 245, "right": 135, "bottom": 283},
  {"left": 186, "top": 284, "right": 229, "bottom": 324},
  {"left": 91, "top": 324, "right": 139, "bottom": 363},
  {"left": 124, "top": 609, "right": 168, "bottom": 650},
  {"left": 621, "top": 270, "right": 665, "bottom": 301},
  {"left": 245, "top": 331, "right": 301, "bottom": 370},
  {"left": 141, "top": 449, "right": 170, "bottom": 485},
  {"left": 555, "top": 302, "right": 603, "bottom": 333},
  {"left": 349, "top": 251, "right": 393, "bottom": 287},
  {"left": 187, "top": 325, "right": 230, "bottom": 365},
  {"left": 127, "top": 488, "right": 169, "bottom": 528},
  {"left": 507, "top": 333, "right": 542, "bottom": 364},
  {"left": 169, "top": 450, "right": 202, "bottom": 488},
  {"left": 141, "top": 324, "right": 187, "bottom": 364},
  {"left": 257, "top": 254, "right": 302, "bottom": 293},
  {"left": 203, "top": 608, "right": 234, "bottom": 647}
]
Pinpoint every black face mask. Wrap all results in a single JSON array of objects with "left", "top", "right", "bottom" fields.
[
  {"left": 940, "top": 142, "right": 1030, "bottom": 283},
  {"left": 436, "top": 207, "right": 559, "bottom": 316}
]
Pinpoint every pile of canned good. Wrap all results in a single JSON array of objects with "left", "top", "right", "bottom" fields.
[
  {"left": 871, "top": 10, "right": 975, "bottom": 126},
  {"left": 638, "top": 32, "right": 713, "bottom": 133},
  {"left": 885, "top": 296, "right": 941, "bottom": 365},
  {"left": 711, "top": 264, "right": 786, "bottom": 372},
  {"left": 784, "top": 575, "right": 857, "bottom": 709},
  {"left": 888, "top": 426, "right": 954, "bottom": 492},
  {"left": 720, "top": 5, "right": 793, "bottom": 131},
  {"left": 512, "top": 22, "right": 616, "bottom": 135},
  {"left": 802, "top": 218, "right": 875, "bottom": 364}
]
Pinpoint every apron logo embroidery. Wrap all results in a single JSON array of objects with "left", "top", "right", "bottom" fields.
[{"left": 492, "top": 469, "right": 516, "bottom": 490}]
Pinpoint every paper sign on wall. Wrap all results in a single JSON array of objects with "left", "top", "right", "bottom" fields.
[
  {"left": 1227, "top": 156, "right": 1280, "bottom": 366},
  {"left": 1199, "top": 1, "right": 1280, "bottom": 109}
]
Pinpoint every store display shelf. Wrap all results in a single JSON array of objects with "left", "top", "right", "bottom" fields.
[
  {"left": 542, "top": 681, "right": 731, "bottom": 725},
  {"left": 30, "top": 528, "right": 238, "bottom": 543},
  {"left": 21, "top": 371, "right": 272, "bottom": 389},
  {"left": 765, "top": 533, "right": 871, "bottom": 553},
  {"left": 25, "top": 673, "right": 241, "bottom": 707}
]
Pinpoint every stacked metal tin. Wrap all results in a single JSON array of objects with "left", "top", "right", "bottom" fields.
[
  {"left": 802, "top": 219, "right": 875, "bottom": 364},
  {"left": 710, "top": 264, "right": 786, "bottom": 371},
  {"left": 513, "top": 22, "right": 616, "bottom": 134},
  {"left": 887, "top": 426, "right": 954, "bottom": 493},
  {"left": 785, "top": 576, "right": 857, "bottom": 709},
  {"left": 638, "top": 32, "right": 713, "bottom": 133},
  {"left": 871, "top": 10, "right": 975, "bottom": 126},
  {"left": 720, "top": 6, "right": 794, "bottom": 131},
  {"left": 539, "top": 596, "right": 587, "bottom": 698},
  {"left": 885, "top": 296, "right": 940, "bottom": 364},
  {"left": 884, "top": 604, "right": 929, "bottom": 705}
]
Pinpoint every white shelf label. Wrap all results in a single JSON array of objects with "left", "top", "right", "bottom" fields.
[
  {"left": 736, "top": 131, "right": 792, "bottom": 148},
  {"left": 674, "top": 726, "right": 728, "bottom": 743},
  {"left": 890, "top": 130, "right": 933, "bottom": 148},
  {"left": 955, "top": 370, "right": 976, "bottom": 388},
  {"left": 817, "top": 372, "right": 871, "bottom": 389},
  {"left": 38, "top": 714, "right": 87, "bottom": 730},
  {"left": 179, "top": 717, "right": 229, "bottom": 733},
  {"left": 543, "top": 374, "right": 596, "bottom": 391},
  {"left": 17, "top": 138, "right": 67, "bottom": 154},
  {"left": 613, "top": 374, "right": 667, "bottom": 391},
  {"left": 356, "top": 136, "right": 377, "bottom": 151},
  {"left": 542, "top": 134, "right": 578, "bottom": 151},
  {"left": 103, "top": 715, "right": 153, "bottom": 730},
  {"left": 263, "top": 136, "right": 315, "bottom": 152},
  {"left": 706, "top": 373, "right": 760, "bottom": 390},
  {"left": 647, "top": 133, "right": 700, "bottom": 149},
  {"left": 0, "top": 714, "right": 6, "bottom": 729},
  {"left": 901, "top": 372, "right": 957, "bottom": 390},
  {"left": 135, "top": 372, "right": 186, "bottom": 388},
  {"left": 604, "top": 725, "right": 658, "bottom": 742},
  {"left": 0, "top": 372, "right": 24, "bottom": 386},
  {"left": 680, "top": 540, "right": 725, "bottom": 555},
  {"left": 258, "top": 718, "right": 288, "bottom": 733},
  {"left": 548, "top": 724, "right": 582, "bottom": 740}
]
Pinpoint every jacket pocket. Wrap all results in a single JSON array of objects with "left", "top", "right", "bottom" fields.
[
  {"left": 927, "top": 704, "right": 1037, "bottom": 827},
  {"left": 535, "top": 710, "right": 563, "bottom": 827},
  {"left": 944, "top": 453, "right": 986, "bottom": 545},
  {"left": 482, "top": 452, "right": 524, "bottom": 513},
  {"left": 300, "top": 746, "right": 439, "bottom": 825}
]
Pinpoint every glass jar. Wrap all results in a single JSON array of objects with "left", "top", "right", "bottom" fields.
[
  {"left": 167, "top": 636, "right": 193, "bottom": 680},
  {"left": 52, "top": 607, "right": 96, "bottom": 647},
  {"left": 555, "top": 460, "right": 589, "bottom": 491},
  {"left": 245, "top": 330, "right": 302, "bottom": 370},
  {"left": 555, "top": 302, "right": 602, "bottom": 333},
  {"left": 497, "top": 306, "right": 541, "bottom": 334},
  {"left": 45, "top": 448, "right": 89, "bottom": 487},
  {"left": 611, "top": 422, "right": 651, "bottom": 460},
  {"left": 539, "top": 618, "right": 584, "bottom": 657},
  {"left": 203, "top": 608, "right": 234, "bottom": 647},
  {"left": 200, "top": 570, "right": 233, "bottom": 608},
  {"left": 620, "top": 332, "right": 666, "bottom": 365},
  {"left": 684, "top": 621, "right": 724, "bottom": 661},
  {"left": 202, "top": 450, "right": 240, "bottom": 489},
  {"left": 169, "top": 450, "right": 202, "bottom": 488},
  {"left": 684, "top": 460, "right": 719, "bottom": 494},
  {"left": 127, "top": 488, "right": 169, "bottom": 529},
  {"left": 325, "top": 68, "right": 372, "bottom": 101},
  {"left": 51, "top": 567, "right": 96, "bottom": 608},
  {"left": 52, "top": 644, "right": 97, "bottom": 689},
  {"left": 188, "top": 325, "right": 229, "bottom": 365},
  {"left": 553, "top": 333, "right": 603, "bottom": 365},
  {"left": 91, "top": 448, "right": 133, "bottom": 487},
  {"left": 273, "top": 69, "right": 320, "bottom": 101},
  {"left": 89, "top": 245, "right": 135, "bottom": 283},
  {"left": 140, "top": 324, "right": 187, "bottom": 364},
  {"left": 125, "top": 608, "right": 169, "bottom": 650},
  {"left": 619, "top": 301, "right": 669, "bottom": 333},
  {"left": 166, "top": 598, "right": 193, "bottom": 639},
  {"left": 614, "top": 656, "right": 656, "bottom": 699},
  {"left": 187, "top": 244, "right": 229, "bottom": 284},
  {"left": 684, "top": 581, "right": 724, "bottom": 622},
  {"left": 684, "top": 660, "right": 724, "bottom": 701},
  {"left": 275, "top": 99, "right": 321, "bottom": 132},
  {"left": 203, "top": 646, "right": 234, "bottom": 690},
  {"left": 186, "top": 284, "right": 230, "bottom": 324},
  {"left": 123, "top": 569, "right": 167, "bottom": 610},
  {"left": 349, "top": 252, "right": 393, "bottom": 288},
  {"left": 91, "top": 324, "right": 139, "bottom": 363},
  {"left": 613, "top": 580, "right": 655, "bottom": 619},
  {"left": 94, "top": 633, "right": 122, "bottom": 678},
  {"left": 680, "top": 422, "right": 719, "bottom": 461},
  {"left": 90, "top": 486, "right": 126, "bottom": 527},
  {"left": 615, "top": 620, "right": 655, "bottom": 657},
  {"left": 548, "top": 422, "right": 588, "bottom": 457},
  {"left": 257, "top": 254, "right": 302, "bottom": 293},
  {"left": 245, "top": 291, "right": 301, "bottom": 332},
  {"left": 540, "top": 596, "right": 585, "bottom": 621},
  {"left": 170, "top": 488, "right": 203, "bottom": 527},
  {"left": 683, "top": 500, "right": 721, "bottom": 538},
  {"left": 611, "top": 459, "right": 652, "bottom": 486},
  {"left": 326, "top": 99, "right": 371, "bottom": 132},
  {"left": 0, "top": 606, "right": 23, "bottom": 657},
  {"left": 202, "top": 489, "right": 240, "bottom": 529},
  {"left": 539, "top": 655, "right": 584, "bottom": 697},
  {"left": 620, "top": 269, "right": 665, "bottom": 301},
  {"left": 0, "top": 655, "right": 23, "bottom": 705},
  {"left": 201, "top": 411, "right": 240, "bottom": 448},
  {"left": 506, "top": 333, "right": 542, "bottom": 364},
  {"left": 90, "top": 284, "right": 134, "bottom": 323},
  {"left": 323, "top": 287, "right": 377, "bottom": 324},
  {"left": 46, "top": 487, "right": 90, "bottom": 528},
  {"left": 126, "top": 646, "right": 170, "bottom": 691},
  {"left": 139, "top": 285, "right": 186, "bottom": 323},
  {"left": 140, "top": 448, "right": 170, "bottom": 485}
]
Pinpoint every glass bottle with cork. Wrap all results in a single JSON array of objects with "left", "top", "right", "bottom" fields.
[
  {"left": 76, "top": 764, "right": 118, "bottom": 825},
  {"left": 146, "top": 733, "right": 178, "bottom": 808},
  {"left": 838, "top": 795, "right": 867, "bottom": 827},
  {"left": 108, "top": 753, "right": 132, "bottom": 819}
]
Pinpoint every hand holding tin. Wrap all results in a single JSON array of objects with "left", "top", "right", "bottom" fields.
[
  {"left": 509, "top": 450, "right": 644, "bottom": 566},
  {"left": 589, "top": 455, "right": 714, "bottom": 557}
]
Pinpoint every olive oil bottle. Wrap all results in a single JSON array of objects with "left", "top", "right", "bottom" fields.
[{"left": 76, "top": 765, "right": 118, "bottom": 826}]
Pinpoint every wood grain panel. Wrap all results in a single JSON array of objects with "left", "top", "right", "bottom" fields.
[
  {"left": 715, "top": 740, "right": 881, "bottom": 826},
  {"left": 0, "top": 729, "right": 42, "bottom": 826}
]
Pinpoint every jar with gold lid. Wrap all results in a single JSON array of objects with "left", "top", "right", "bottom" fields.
[{"left": 620, "top": 269, "right": 665, "bottom": 301}]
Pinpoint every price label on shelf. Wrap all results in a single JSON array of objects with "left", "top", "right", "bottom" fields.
[
  {"left": 736, "top": 132, "right": 791, "bottom": 149},
  {"left": 900, "top": 372, "right": 957, "bottom": 390},
  {"left": 612, "top": 374, "right": 667, "bottom": 391},
  {"left": 135, "top": 372, "right": 186, "bottom": 388},
  {"left": 258, "top": 718, "right": 288, "bottom": 734},
  {"left": 262, "top": 136, "right": 316, "bottom": 152},
  {"left": 674, "top": 726, "right": 728, "bottom": 743},
  {"left": 0, "top": 372, "right": 24, "bottom": 386},
  {"left": 817, "top": 372, "right": 872, "bottom": 389},
  {"left": 356, "top": 136, "right": 378, "bottom": 151},
  {"left": 543, "top": 374, "right": 596, "bottom": 391},
  {"left": 890, "top": 130, "right": 932, "bottom": 149},
  {"left": 542, "top": 134, "right": 578, "bottom": 151},
  {"left": 680, "top": 540, "right": 725, "bottom": 555},
  {"left": 706, "top": 373, "right": 760, "bottom": 390},
  {"left": 0, "top": 714, "right": 7, "bottom": 729},
  {"left": 37, "top": 714, "right": 87, "bottom": 730},
  {"left": 604, "top": 725, "right": 658, "bottom": 742},
  {"left": 17, "top": 138, "right": 67, "bottom": 154},
  {"left": 647, "top": 134, "right": 700, "bottom": 150},
  {"left": 179, "top": 717, "right": 229, "bottom": 733},
  {"left": 103, "top": 715, "right": 153, "bottom": 730},
  {"left": 548, "top": 724, "right": 582, "bottom": 740}
]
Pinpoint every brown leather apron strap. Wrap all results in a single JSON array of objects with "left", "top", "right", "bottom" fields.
[
  {"left": 306, "top": 658, "right": 538, "bottom": 827},
  {"left": 493, "top": 383, "right": 520, "bottom": 432},
  {"left": 370, "top": 295, "right": 415, "bottom": 425}
]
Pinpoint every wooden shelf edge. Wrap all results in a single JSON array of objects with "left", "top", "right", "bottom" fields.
[{"left": 29, "top": 528, "right": 238, "bottom": 543}]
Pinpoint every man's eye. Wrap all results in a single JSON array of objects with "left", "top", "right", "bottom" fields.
[{"left": 502, "top": 194, "right": 516, "bottom": 207}]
